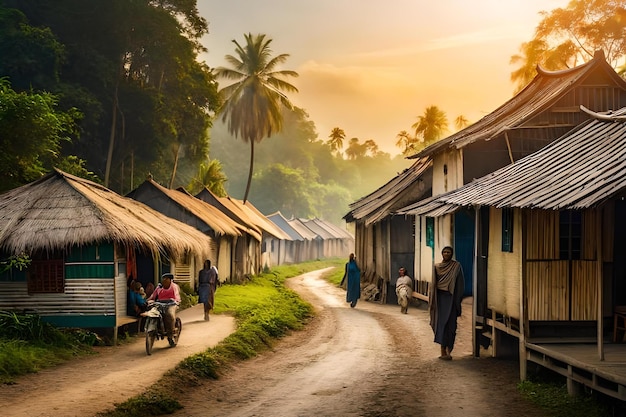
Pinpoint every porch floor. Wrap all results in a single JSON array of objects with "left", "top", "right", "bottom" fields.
[{"left": 526, "top": 341, "right": 626, "bottom": 401}]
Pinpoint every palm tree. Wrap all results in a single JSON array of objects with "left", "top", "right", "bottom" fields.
[
  {"left": 327, "top": 127, "right": 346, "bottom": 155},
  {"left": 215, "top": 33, "right": 298, "bottom": 202},
  {"left": 187, "top": 158, "right": 228, "bottom": 196},
  {"left": 412, "top": 106, "right": 449, "bottom": 147},
  {"left": 345, "top": 137, "right": 365, "bottom": 160},
  {"left": 396, "top": 130, "right": 416, "bottom": 155},
  {"left": 454, "top": 115, "right": 469, "bottom": 131},
  {"left": 363, "top": 139, "right": 379, "bottom": 156}
]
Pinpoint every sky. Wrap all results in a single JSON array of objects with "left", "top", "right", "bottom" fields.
[{"left": 197, "top": 0, "right": 571, "bottom": 156}]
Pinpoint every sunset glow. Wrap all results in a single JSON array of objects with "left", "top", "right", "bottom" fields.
[{"left": 199, "top": 0, "right": 571, "bottom": 155}]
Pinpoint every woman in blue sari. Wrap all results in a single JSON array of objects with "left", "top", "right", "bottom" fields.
[{"left": 344, "top": 253, "right": 361, "bottom": 308}]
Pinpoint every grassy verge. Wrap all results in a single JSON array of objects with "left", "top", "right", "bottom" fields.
[
  {"left": 0, "top": 311, "right": 97, "bottom": 384},
  {"left": 96, "top": 258, "right": 344, "bottom": 417},
  {"left": 517, "top": 369, "right": 616, "bottom": 417}
]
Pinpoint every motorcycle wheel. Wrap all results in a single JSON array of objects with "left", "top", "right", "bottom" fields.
[
  {"left": 145, "top": 330, "right": 156, "bottom": 355},
  {"left": 171, "top": 317, "right": 182, "bottom": 346}
]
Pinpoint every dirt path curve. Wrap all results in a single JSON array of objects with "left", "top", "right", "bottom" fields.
[
  {"left": 0, "top": 305, "right": 236, "bottom": 417},
  {"left": 172, "top": 268, "right": 546, "bottom": 417}
]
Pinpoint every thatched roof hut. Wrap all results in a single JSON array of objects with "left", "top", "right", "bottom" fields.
[{"left": 0, "top": 169, "right": 212, "bottom": 260}]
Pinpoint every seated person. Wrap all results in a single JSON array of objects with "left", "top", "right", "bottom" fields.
[
  {"left": 147, "top": 273, "right": 181, "bottom": 346},
  {"left": 127, "top": 281, "right": 147, "bottom": 317}
]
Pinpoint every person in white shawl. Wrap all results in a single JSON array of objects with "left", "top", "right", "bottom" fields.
[{"left": 395, "top": 267, "right": 413, "bottom": 314}]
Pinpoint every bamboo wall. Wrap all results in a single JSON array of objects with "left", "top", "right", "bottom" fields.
[{"left": 524, "top": 209, "right": 603, "bottom": 321}]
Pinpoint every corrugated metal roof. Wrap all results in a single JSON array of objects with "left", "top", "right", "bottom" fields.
[
  {"left": 228, "top": 198, "right": 293, "bottom": 240},
  {"left": 309, "top": 218, "right": 354, "bottom": 239},
  {"left": 267, "top": 212, "right": 305, "bottom": 241},
  {"left": 287, "top": 217, "right": 320, "bottom": 240},
  {"left": 398, "top": 106, "right": 626, "bottom": 214},
  {"left": 301, "top": 218, "right": 335, "bottom": 239},
  {"left": 344, "top": 157, "right": 432, "bottom": 225},
  {"left": 410, "top": 50, "right": 626, "bottom": 159}
]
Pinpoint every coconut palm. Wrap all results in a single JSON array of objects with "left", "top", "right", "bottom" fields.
[
  {"left": 327, "top": 127, "right": 346, "bottom": 155},
  {"left": 454, "top": 115, "right": 469, "bottom": 131},
  {"left": 215, "top": 33, "right": 298, "bottom": 202},
  {"left": 187, "top": 158, "right": 228, "bottom": 196},
  {"left": 412, "top": 106, "right": 449, "bottom": 147},
  {"left": 396, "top": 130, "right": 416, "bottom": 155}
]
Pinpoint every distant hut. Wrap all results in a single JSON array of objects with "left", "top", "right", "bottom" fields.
[
  {"left": 0, "top": 169, "right": 212, "bottom": 342},
  {"left": 127, "top": 177, "right": 247, "bottom": 286}
]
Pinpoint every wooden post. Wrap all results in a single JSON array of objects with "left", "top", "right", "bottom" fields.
[
  {"left": 472, "top": 205, "right": 479, "bottom": 358},
  {"left": 520, "top": 208, "right": 528, "bottom": 380},
  {"left": 596, "top": 208, "right": 604, "bottom": 361}
]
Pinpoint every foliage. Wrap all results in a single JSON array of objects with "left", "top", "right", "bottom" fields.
[
  {"left": 186, "top": 158, "right": 228, "bottom": 196},
  {"left": 0, "top": 253, "right": 30, "bottom": 273},
  {"left": 510, "top": 0, "right": 626, "bottom": 92},
  {"left": 215, "top": 32, "right": 299, "bottom": 202},
  {"left": 518, "top": 379, "right": 611, "bottom": 417},
  {"left": 0, "top": 1, "right": 220, "bottom": 193},
  {"left": 95, "top": 393, "right": 182, "bottom": 417},
  {"left": 177, "top": 282, "right": 198, "bottom": 310},
  {"left": 211, "top": 108, "right": 412, "bottom": 224},
  {"left": 0, "top": 78, "right": 81, "bottom": 191},
  {"left": 0, "top": 310, "right": 97, "bottom": 383},
  {"left": 411, "top": 105, "right": 449, "bottom": 148}
]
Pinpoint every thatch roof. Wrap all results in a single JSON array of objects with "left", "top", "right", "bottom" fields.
[
  {"left": 0, "top": 169, "right": 213, "bottom": 259},
  {"left": 227, "top": 197, "right": 292, "bottom": 240},
  {"left": 127, "top": 177, "right": 244, "bottom": 237},
  {"left": 195, "top": 188, "right": 263, "bottom": 241}
]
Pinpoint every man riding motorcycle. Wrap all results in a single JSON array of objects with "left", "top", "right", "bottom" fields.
[{"left": 147, "top": 273, "right": 180, "bottom": 346}]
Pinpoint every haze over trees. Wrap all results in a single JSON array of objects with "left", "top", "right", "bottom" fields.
[
  {"left": 210, "top": 107, "right": 410, "bottom": 224},
  {"left": 510, "top": 0, "right": 626, "bottom": 92},
  {"left": 4, "top": 1, "right": 624, "bottom": 224}
]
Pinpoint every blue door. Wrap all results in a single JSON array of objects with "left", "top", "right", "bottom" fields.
[{"left": 454, "top": 208, "right": 474, "bottom": 297}]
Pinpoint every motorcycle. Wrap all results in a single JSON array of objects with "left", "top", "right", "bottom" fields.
[{"left": 142, "top": 299, "right": 182, "bottom": 355}]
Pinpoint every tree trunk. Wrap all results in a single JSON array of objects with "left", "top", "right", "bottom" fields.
[
  {"left": 104, "top": 86, "right": 118, "bottom": 188},
  {"left": 169, "top": 143, "right": 181, "bottom": 189},
  {"left": 243, "top": 140, "right": 255, "bottom": 203}
]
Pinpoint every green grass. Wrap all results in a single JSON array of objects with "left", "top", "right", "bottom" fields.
[
  {"left": 0, "top": 311, "right": 97, "bottom": 383},
  {"left": 96, "top": 258, "right": 344, "bottom": 417},
  {"left": 518, "top": 379, "right": 612, "bottom": 417}
]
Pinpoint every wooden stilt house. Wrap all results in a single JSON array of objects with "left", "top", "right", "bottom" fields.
[
  {"left": 347, "top": 50, "right": 626, "bottom": 306},
  {"left": 399, "top": 107, "right": 626, "bottom": 400}
]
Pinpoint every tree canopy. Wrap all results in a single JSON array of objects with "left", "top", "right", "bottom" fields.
[
  {"left": 0, "top": 0, "right": 220, "bottom": 193},
  {"left": 510, "top": 0, "right": 626, "bottom": 92}
]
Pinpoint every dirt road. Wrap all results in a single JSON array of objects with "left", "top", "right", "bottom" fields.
[
  {"left": 0, "top": 306, "right": 236, "bottom": 417},
  {"left": 0, "top": 268, "right": 545, "bottom": 416},
  {"left": 173, "top": 268, "right": 546, "bottom": 417}
]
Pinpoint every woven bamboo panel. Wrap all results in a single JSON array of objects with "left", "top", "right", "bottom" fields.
[
  {"left": 571, "top": 260, "right": 598, "bottom": 320},
  {"left": 581, "top": 210, "right": 598, "bottom": 260},
  {"left": 526, "top": 260, "right": 569, "bottom": 320},
  {"left": 525, "top": 210, "right": 559, "bottom": 260}
]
